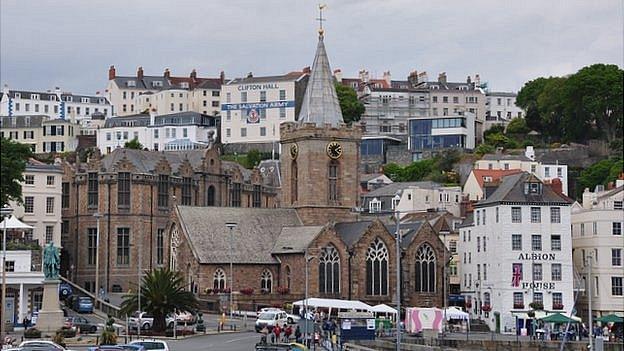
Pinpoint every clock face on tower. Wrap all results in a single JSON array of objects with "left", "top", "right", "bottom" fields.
[
  {"left": 290, "top": 143, "right": 298, "bottom": 159},
  {"left": 326, "top": 141, "right": 343, "bottom": 159}
]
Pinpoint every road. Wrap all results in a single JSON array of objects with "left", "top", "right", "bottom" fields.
[{"left": 70, "top": 331, "right": 261, "bottom": 351}]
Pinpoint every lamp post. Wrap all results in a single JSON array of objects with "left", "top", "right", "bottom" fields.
[
  {"left": 587, "top": 252, "right": 593, "bottom": 351},
  {"left": 1, "top": 204, "right": 14, "bottom": 342},
  {"left": 93, "top": 212, "right": 102, "bottom": 309},
  {"left": 442, "top": 230, "right": 449, "bottom": 335},
  {"left": 225, "top": 222, "right": 237, "bottom": 325},
  {"left": 394, "top": 210, "right": 401, "bottom": 351},
  {"left": 304, "top": 251, "right": 316, "bottom": 348}
]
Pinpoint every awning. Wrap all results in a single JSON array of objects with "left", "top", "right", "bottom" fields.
[
  {"left": 0, "top": 215, "right": 34, "bottom": 229},
  {"left": 371, "top": 304, "right": 397, "bottom": 314},
  {"left": 444, "top": 306, "right": 469, "bottom": 320},
  {"left": 539, "top": 313, "right": 579, "bottom": 324},
  {"left": 292, "top": 298, "right": 372, "bottom": 312},
  {"left": 596, "top": 314, "right": 623, "bottom": 323}
]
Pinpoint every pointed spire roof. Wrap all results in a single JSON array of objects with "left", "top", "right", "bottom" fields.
[{"left": 297, "top": 35, "right": 344, "bottom": 127}]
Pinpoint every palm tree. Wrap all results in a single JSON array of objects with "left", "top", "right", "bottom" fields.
[{"left": 120, "top": 268, "right": 198, "bottom": 332}]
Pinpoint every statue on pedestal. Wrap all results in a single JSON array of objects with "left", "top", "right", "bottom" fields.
[
  {"left": 37, "top": 242, "right": 64, "bottom": 331},
  {"left": 43, "top": 242, "right": 60, "bottom": 280}
]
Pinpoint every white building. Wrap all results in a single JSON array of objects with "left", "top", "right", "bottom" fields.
[
  {"left": 105, "top": 66, "right": 223, "bottom": 116},
  {"left": 96, "top": 111, "right": 218, "bottom": 154},
  {"left": 571, "top": 181, "right": 624, "bottom": 321},
  {"left": 1, "top": 250, "right": 45, "bottom": 327},
  {"left": 0, "top": 115, "right": 81, "bottom": 153},
  {"left": 220, "top": 70, "right": 309, "bottom": 148},
  {"left": 485, "top": 92, "right": 524, "bottom": 130},
  {"left": 474, "top": 146, "right": 569, "bottom": 195},
  {"left": 1, "top": 86, "right": 112, "bottom": 123},
  {"left": 459, "top": 172, "right": 575, "bottom": 334},
  {"left": 396, "top": 184, "right": 463, "bottom": 217}
]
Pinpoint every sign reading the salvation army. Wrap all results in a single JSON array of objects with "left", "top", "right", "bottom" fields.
[
  {"left": 246, "top": 109, "right": 260, "bottom": 124},
  {"left": 221, "top": 100, "right": 295, "bottom": 111}
]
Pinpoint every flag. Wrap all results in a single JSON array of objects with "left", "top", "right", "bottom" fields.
[{"left": 511, "top": 264, "right": 522, "bottom": 287}]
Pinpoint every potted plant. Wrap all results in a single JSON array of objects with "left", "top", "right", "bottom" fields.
[
  {"left": 527, "top": 310, "right": 536, "bottom": 318},
  {"left": 553, "top": 303, "right": 564, "bottom": 310},
  {"left": 481, "top": 304, "right": 492, "bottom": 312},
  {"left": 529, "top": 301, "right": 544, "bottom": 310},
  {"left": 513, "top": 303, "right": 525, "bottom": 309}
]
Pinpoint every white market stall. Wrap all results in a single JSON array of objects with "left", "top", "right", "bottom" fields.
[
  {"left": 444, "top": 306, "right": 469, "bottom": 320},
  {"left": 293, "top": 298, "right": 373, "bottom": 317}
]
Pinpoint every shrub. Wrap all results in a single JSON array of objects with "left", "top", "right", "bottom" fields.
[
  {"left": 59, "top": 327, "right": 77, "bottom": 338},
  {"left": 24, "top": 328, "right": 41, "bottom": 339},
  {"left": 474, "top": 144, "right": 495, "bottom": 156},
  {"left": 100, "top": 329, "right": 117, "bottom": 345},
  {"left": 52, "top": 331, "right": 66, "bottom": 347},
  {"left": 506, "top": 118, "right": 530, "bottom": 134},
  {"left": 529, "top": 301, "right": 544, "bottom": 310}
]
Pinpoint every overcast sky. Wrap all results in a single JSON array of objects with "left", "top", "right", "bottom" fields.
[{"left": 1, "top": 0, "right": 622, "bottom": 95}]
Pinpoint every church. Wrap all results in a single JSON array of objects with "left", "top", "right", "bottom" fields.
[{"left": 168, "top": 29, "right": 448, "bottom": 311}]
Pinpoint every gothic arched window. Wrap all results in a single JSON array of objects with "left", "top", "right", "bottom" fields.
[
  {"left": 260, "top": 269, "right": 273, "bottom": 293},
  {"left": 415, "top": 244, "right": 436, "bottom": 293},
  {"left": 318, "top": 245, "right": 340, "bottom": 294},
  {"left": 213, "top": 268, "right": 226, "bottom": 290},
  {"left": 206, "top": 185, "right": 215, "bottom": 206},
  {"left": 285, "top": 265, "right": 291, "bottom": 290},
  {"left": 291, "top": 161, "right": 298, "bottom": 204},
  {"left": 366, "top": 238, "right": 389, "bottom": 295},
  {"left": 328, "top": 160, "right": 339, "bottom": 202}
]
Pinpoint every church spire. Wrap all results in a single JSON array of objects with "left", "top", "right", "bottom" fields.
[{"left": 297, "top": 5, "right": 344, "bottom": 127}]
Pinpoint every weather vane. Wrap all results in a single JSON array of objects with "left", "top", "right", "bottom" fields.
[{"left": 317, "top": 4, "right": 327, "bottom": 37}]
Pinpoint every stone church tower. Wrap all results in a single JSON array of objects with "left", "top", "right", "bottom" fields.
[{"left": 280, "top": 30, "right": 362, "bottom": 225}]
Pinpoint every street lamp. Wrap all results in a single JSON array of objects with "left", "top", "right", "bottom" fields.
[
  {"left": 304, "top": 250, "right": 316, "bottom": 348},
  {"left": 393, "top": 210, "right": 401, "bottom": 351},
  {"left": 225, "top": 222, "right": 237, "bottom": 325},
  {"left": 1, "top": 204, "right": 15, "bottom": 342},
  {"left": 441, "top": 230, "right": 449, "bottom": 335},
  {"left": 93, "top": 212, "right": 102, "bottom": 309}
]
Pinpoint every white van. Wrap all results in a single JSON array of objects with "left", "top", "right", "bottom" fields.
[{"left": 255, "top": 310, "right": 288, "bottom": 332}]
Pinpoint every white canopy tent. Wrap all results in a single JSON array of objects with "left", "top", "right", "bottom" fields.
[
  {"left": 372, "top": 304, "right": 397, "bottom": 314},
  {"left": 0, "top": 215, "right": 33, "bottom": 230},
  {"left": 293, "top": 298, "right": 373, "bottom": 313},
  {"left": 444, "top": 306, "right": 469, "bottom": 320}
]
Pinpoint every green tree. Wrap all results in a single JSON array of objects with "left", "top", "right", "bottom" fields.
[
  {"left": 516, "top": 77, "right": 551, "bottom": 132},
  {"left": 505, "top": 118, "right": 530, "bottom": 134},
  {"left": 537, "top": 77, "right": 567, "bottom": 140},
  {"left": 335, "top": 83, "right": 365, "bottom": 124},
  {"left": 246, "top": 149, "right": 262, "bottom": 168},
  {"left": 474, "top": 143, "right": 495, "bottom": 156},
  {"left": 124, "top": 137, "right": 144, "bottom": 150},
  {"left": 483, "top": 125, "right": 505, "bottom": 140},
  {"left": 120, "top": 268, "right": 198, "bottom": 332},
  {"left": 1, "top": 138, "right": 33, "bottom": 205},
  {"left": 578, "top": 157, "right": 623, "bottom": 193}
]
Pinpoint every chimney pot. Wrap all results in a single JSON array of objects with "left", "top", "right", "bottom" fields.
[
  {"left": 164, "top": 68, "right": 170, "bottom": 78},
  {"left": 137, "top": 66, "right": 144, "bottom": 80},
  {"left": 220, "top": 71, "right": 225, "bottom": 83},
  {"left": 108, "top": 65, "right": 116, "bottom": 80},
  {"left": 190, "top": 69, "right": 197, "bottom": 79}
]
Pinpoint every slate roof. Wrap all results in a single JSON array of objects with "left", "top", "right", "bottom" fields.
[
  {"left": 176, "top": 206, "right": 302, "bottom": 264},
  {"left": 0, "top": 115, "right": 49, "bottom": 128},
  {"left": 226, "top": 72, "right": 307, "bottom": 85},
  {"left": 151, "top": 112, "right": 217, "bottom": 127},
  {"left": 297, "top": 35, "right": 344, "bottom": 127},
  {"left": 272, "top": 226, "right": 325, "bottom": 254},
  {"left": 470, "top": 169, "right": 523, "bottom": 190},
  {"left": 103, "top": 114, "right": 151, "bottom": 128},
  {"left": 113, "top": 75, "right": 222, "bottom": 91},
  {"left": 362, "top": 181, "right": 442, "bottom": 198},
  {"left": 476, "top": 172, "right": 573, "bottom": 206},
  {"left": 486, "top": 91, "right": 517, "bottom": 98},
  {"left": 334, "top": 221, "right": 374, "bottom": 248},
  {"left": 399, "top": 221, "right": 426, "bottom": 248},
  {"left": 100, "top": 148, "right": 208, "bottom": 174}
]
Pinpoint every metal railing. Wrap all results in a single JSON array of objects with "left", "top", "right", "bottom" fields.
[{"left": 59, "top": 276, "right": 124, "bottom": 319}]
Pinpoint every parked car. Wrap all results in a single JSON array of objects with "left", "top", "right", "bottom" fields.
[
  {"left": 87, "top": 345, "right": 145, "bottom": 351},
  {"left": 18, "top": 340, "right": 76, "bottom": 350},
  {"left": 165, "top": 311, "right": 196, "bottom": 328},
  {"left": 64, "top": 316, "right": 98, "bottom": 333},
  {"left": 129, "top": 311, "right": 154, "bottom": 330},
  {"left": 129, "top": 339, "right": 169, "bottom": 351},
  {"left": 255, "top": 311, "right": 289, "bottom": 332},
  {"left": 70, "top": 296, "right": 94, "bottom": 313},
  {"left": 258, "top": 308, "right": 300, "bottom": 324}
]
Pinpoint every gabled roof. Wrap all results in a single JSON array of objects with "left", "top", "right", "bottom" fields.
[
  {"left": 100, "top": 148, "right": 208, "bottom": 174},
  {"left": 226, "top": 71, "right": 307, "bottom": 85},
  {"left": 362, "top": 181, "right": 442, "bottom": 198},
  {"left": 334, "top": 221, "right": 375, "bottom": 248},
  {"left": 470, "top": 169, "right": 523, "bottom": 190},
  {"left": 297, "top": 35, "right": 344, "bottom": 127},
  {"left": 272, "top": 226, "right": 325, "bottom": 254},
  {"left": 476, "top": 172, "right": 573, "bottom": 206},
  {"left": 176, "top": 206, "right": 302, "bottom": 264}
]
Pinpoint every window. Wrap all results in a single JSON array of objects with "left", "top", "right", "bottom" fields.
[
  {"left": 366, "top": 238, "right": 389, "bottom": 295},
  {"left": 496, "top": 207, "right": 499, "bottom": 223},
  {"left": 241, "top": 128, "right": 247, "bottom": 137},
  {"left": 46, "top": 175, "right": 55, "bottom": 186},
  {"left": 117, "top": 172, "right": 131, "bottom": 208},
  {"left": 260, "top": 91, "right": 267, "bottom": 102},
  {"left": 415, "top": 244, "right": 436, "bottom": 293},
  {"left": 226, "top": 128, "right": 231, "bottom": 137},
  {"left": 552, "top": 292, "right": 563, "bottom": 309},
  {"left": 230, "top": 183, "right": 241, "bottom": 207},
  {"left": 512, "top": 234, "right": 522, "bottom": 250},
  {"left": 154, "top": 129, "right": 159, "bottom": 139},
  {"left": 477, "top": 265, "right": 481, "bottom": 280},
  {"left": 116, "top": 227, "right": 130, "bottom": 265},
  {"left": 24, "top": 175, "right": 34, "bottom": 185},
  {"left": 241, "top": 92, "right": 247, "bottom": 102},
  {"left": 552, "top": 263, "right": 562, "bottom": 281},
  {"left": 513, "top": 292, "right": 524, "bottom": 308},
  {"left": 183, "top": 128, "right": 188, "bottom": 138},
  {"left": 529, "top": 235, "right": 542, "bottom": 252},
  {"left": 45, "top": 225, "right": 54, "bottom": 243},
  {"left": 533, "top": 263, "right": 542, "bottom": 281},
  {"left": 531, "top": 207, "right": 541, "bottom": 223},
  {"left": 483, "top": 264, "right": 487, "bottom": 280},
  {"left": 252, "top": 185, "right": 261, "bottom": 208},
  {"left": 260, "top": 269, "right": 273, "bottom": 292},
  {"left": 511, "top": 207, "right": 521, "bottom": 223},
  {"left": 581, "top": 223, "right": 585, "bottom": 236},
  {"left": 468, "top": 252, "right": 471, "bottom": 263},
  {"left": 613, "top": 249, "right": 622, "bottom": 266},
  {"left": 612, "top": 277, "right": 623, "bottom": 296},
  {"left": 179, "top": 103, "right": 183, "bottom": 111},
  {"left": 533, "top": 292, "right": 543, "bottom": 305},
  {"left": 477, "top": 237, "right": 481, "bottom": 252},
  {"left": 476, "top": 210, "right": 480, "bottom": 225},
  {"left": 483, "top": 237, "right": 487, "bottom": 252},
  {"left": 319, "top": 246, "right": 340, "bottom": 294},
  {"left": 593, "top": 222, "right": 597, "bottom": 235},
  {"left": 181, "top": 177, "right": 192, "bottom": 206},
  {"left": 448, "top": 240, "right": 457, "bottom": 254},
  {"left": 46, "top": 197, "right": 55, "bottom": 214},
  {"left": 158, "top": 175, "right": 169, "bottom": 208},
  {"left": 614, "top": 201, "right": 623, "bottom": 210},
  {"left": 328, "top": 161, "right": 339, "bottom": 202},
  {"left": 279, "top": 90, "right": 286, "bottom": 100},
  {"left": 213, "top": 268, "right": 226, "bottom": 290},
  {"left": 550, "top": 207, "right": 560, "bottom": 223},
  {"left": 260, "top": 127, "right": 266, "bottom": 137},
  {"left": 24, "top": 196, "right": 34, "bottom": 213},
  {"left": 512, "top": 263, "right": 523, "bottom": 287},
  {"left": 88, "top": 173, "right": 98, "bottom": 208},
  {"left": 285, "top": 266, "right": 291, "bottom": 289},
  {"left": 156, "top": 228, "right": 164, "bottom": 265},
  {"left": 613, "top": 222, "right": 622, "bottom": 235},
  {"left": 87, "top": 228, "right": 97, "bottom": 265},
  {"left": 4, "top": 261, "right": 14, "bottom": 272}
]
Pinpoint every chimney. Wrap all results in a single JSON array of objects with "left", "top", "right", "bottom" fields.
[
  {"left": 108, "top": 65, "right": 116, "bottom": 80},
  {"left": 247, "top": 72, "right": 253, "bottom": 78},
  {"left": 467, "top": 75, "right": 472, "bottom": 84},
  {"left": 475, "top": 74, "right": 481, "bottom": 87},
  {"left": 418, "top": 71, "right": 428, "bottom": 84},
  {"left": 302, "top": 66, "right": 311, "bottom": 74},
  {"left": 525, "top": 146, "right": 535, "bottom": 161},
  {"left": 137, "top": 66, "right": 144, "bottom": 80},
  {"left": 220, "top": 71, "right": 225, "bottom": 83},
  {"left": 164, "top": 68, "right": 170, "bottom": 78},
  {"left": 547, "top": 178, "right": 563, "bottom": 196},
  {"left": 333, "top": 69, "right": 342, "bottom": 82},
  {"left": 408, "top": 71, "right": 419, "bottom": 87},
  {"left": 383, "top": 71, "right": 392, "bottom": 86},
  {"left": 438, "top": 72, "right": 447, "bottom": 84},
  {"left": 190, "top": 69, "right": 197, "bottom": 79},
  {"left": 358, "top": 69, "right": 369, "bottom": 83}
]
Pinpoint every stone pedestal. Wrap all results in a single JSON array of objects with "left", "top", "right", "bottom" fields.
[{"left": 35, "top": 279, "right": 64, "bottom": 332}]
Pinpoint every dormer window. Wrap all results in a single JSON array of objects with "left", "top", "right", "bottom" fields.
[
  {"left": 127, "top": 80, "right": 136, "bottom": 87},
  {"left": 391, "top": 195, "right": 401, "bottom": 210},
  {"left": 14, "top": 93, "right": 21, "bottom": 99},
  {"left": 369, "top": 198, "right": 382, "bottom": 213},
  {"left": 483, "top": 176, "right": 493, "bottom": 182},
  {"left": 180, "top": 82, "right": 189, "bottom": 89},
  {"left": 49, "top": 95, "right": 56, "bottom": 101},
  {"left": 81, "top": 97, "right": 89, "bottom": 103},
  {"left": 152, "top": 81, "right": 163, "bottom": 87},
  {"left": 32, "top": 94, "right": 40, "bottom": 100},
  {"left": 524, "top": 181, "right": 543, "bottom": 195}
]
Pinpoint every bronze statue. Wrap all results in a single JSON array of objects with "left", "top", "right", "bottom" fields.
[{"left": 43, "top": 242, "right": 60, "bottom": 280}]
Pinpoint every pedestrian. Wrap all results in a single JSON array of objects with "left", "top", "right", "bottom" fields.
[
  {"left": 274, "top": 324, "right": 281, "bottom": 342},
  {"left": 260, "top": 325, "right": 269, "bottom": 344},
  {"left": 284, "top": 324, "right": 292, "bottom": 342},
  {"left": 295, "top": 325, "right": 302, "bottom": 343}
]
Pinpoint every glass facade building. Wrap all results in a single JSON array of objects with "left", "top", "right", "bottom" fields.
[{"left": 409, "top": 117, "right": 467, "bottom": 151}]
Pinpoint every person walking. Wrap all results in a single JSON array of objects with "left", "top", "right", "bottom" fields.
[
  {"left": 294, "top": 325, "right": 302, "bottom": 343},
  {"left": 273, "top": 324, "right": 281, "bottom": 343},
  {"left": 284, "top": 324, "right": 292, "bottom": 342}
]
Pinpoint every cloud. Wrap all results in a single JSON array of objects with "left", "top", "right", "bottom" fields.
[{"left": 1, "top": 0, "right": 622, "bottom": 94}]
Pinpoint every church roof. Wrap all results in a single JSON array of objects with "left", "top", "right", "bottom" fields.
[
  {"left": 272, "top": 226, "right": 325, "bottom": 254},
  {"left": 334, "top": 221, "right": 375, "bottom": 248},
  {"left": 100, "top": 148, "right": 207, "bottom": 174},
  {"left": 176, "top": 206, "right": 303, "bottom": 264},
  {"left": 297, "top": 35, "right": 344, "bottom": 127}
]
